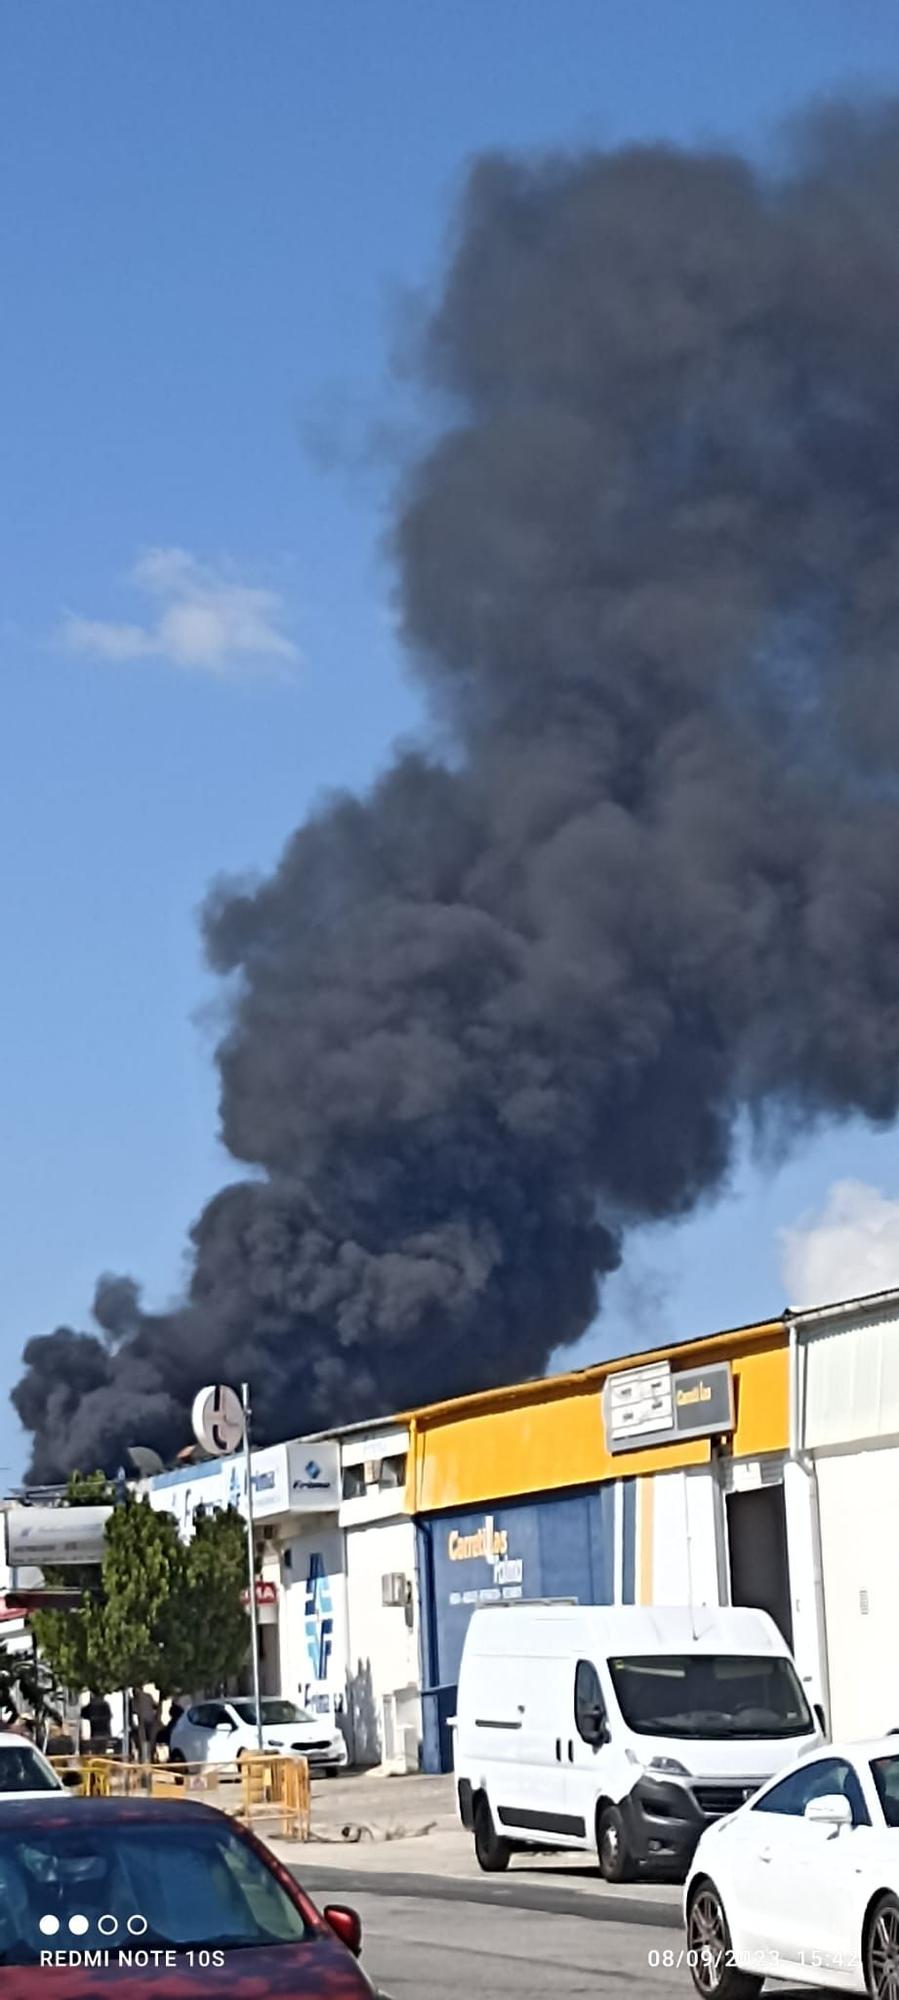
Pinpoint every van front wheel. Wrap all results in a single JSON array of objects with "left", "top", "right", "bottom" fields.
[
  {"left": 474, "top": 1796, "right": 511, "bottom": 1873},
  {"left": 598, "top": 1804, "right": 634, "bottom": 1883}
]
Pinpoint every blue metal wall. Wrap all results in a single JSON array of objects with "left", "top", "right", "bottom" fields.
[{"left": 416, "top": 1479, "right": 633, "bottom": 1772}]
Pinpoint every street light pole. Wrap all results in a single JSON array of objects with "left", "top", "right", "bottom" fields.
[{"left": 241, "top": 1382, "right": 263, "bottom": 1752}]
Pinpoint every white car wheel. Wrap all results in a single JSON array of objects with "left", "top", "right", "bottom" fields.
[
  {"left": 686, "top": 1880, "right": 762, "bottom": 2000},
  {"left": 865, "top": 1893, "right": 899, "bottom": 2000}
]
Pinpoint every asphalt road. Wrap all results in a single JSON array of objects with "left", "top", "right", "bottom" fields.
[
  {"left": 301, "top": 1866, "right": 691, "bottom": 1999},
  {"left": 300, "top": 1866, "right": 818, "bottom": 2000}
]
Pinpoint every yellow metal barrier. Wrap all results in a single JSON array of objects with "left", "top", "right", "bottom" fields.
[{"left": 48, "top": 1755, "right": 310, "bottom": 1840}]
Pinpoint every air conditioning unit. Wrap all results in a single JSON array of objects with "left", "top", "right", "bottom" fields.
[
  {"left": 381, "top": 1571, "right": 407, "bottom": 1608},
  {"left": 364, "top": 1459, "right": 382, "bottom": 1485}
]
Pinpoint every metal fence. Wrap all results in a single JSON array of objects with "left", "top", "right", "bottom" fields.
[{"left": 48, "top": 1754, "right": 310, "bottom": 1841}]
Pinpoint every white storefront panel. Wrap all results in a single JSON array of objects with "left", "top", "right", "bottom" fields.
[
  {"left": 345, "top": 1516, "right": 420, "bottom": 1768},
  {"left": 816, "top": 1445, "right": 899, "bottom": 1739},
  {"left": 649, "top": 1467, "right": 720, "bottom": 1606},
  {"left": 277, "top": 1522, "right": 348, "bottom": 1728}
]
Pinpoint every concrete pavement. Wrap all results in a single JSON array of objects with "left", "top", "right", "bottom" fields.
[{"left": 305, "top": 1767, "right": 459, "bottom": 1842}]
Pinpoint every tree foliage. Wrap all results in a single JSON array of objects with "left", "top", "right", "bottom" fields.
[{"left": 33, "top": 1479, "right": 249, "bottom": 1756}]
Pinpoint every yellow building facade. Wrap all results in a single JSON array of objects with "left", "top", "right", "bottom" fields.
[{"left": 404, "top": 1319, "right": 814, "bottom": 1770}]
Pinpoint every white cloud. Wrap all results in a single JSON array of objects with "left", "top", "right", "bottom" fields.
[
  {"left": 60, "top": 548, "right": 298, "bottom": 677},
  {"left": 780, "top": 1179, "right": 899, "bottom": 1309}
]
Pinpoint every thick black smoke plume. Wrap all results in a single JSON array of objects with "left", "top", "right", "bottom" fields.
[{"left": 17, "top": 105, "right": 899, "bottom": 1478}]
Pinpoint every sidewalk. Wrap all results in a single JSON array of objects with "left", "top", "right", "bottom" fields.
[{"left": 304, "top": 1767, "right": 458, "bottom": 1844}]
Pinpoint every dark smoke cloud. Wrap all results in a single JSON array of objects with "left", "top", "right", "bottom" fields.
[{"left": 17, "top": 105, "right": 899, "bottom": 1478}]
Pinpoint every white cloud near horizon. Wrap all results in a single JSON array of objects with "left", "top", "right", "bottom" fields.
[
  {"left": 780, "top": 1178, "right": 899, "bottom": 1309},
  {"left": 60, "top": 547, "right": 298, "bottom": 677}
]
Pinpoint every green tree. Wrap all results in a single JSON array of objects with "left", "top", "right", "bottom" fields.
[{"left": 33, "top": 1489, "right": 250, "bottom": 1760}]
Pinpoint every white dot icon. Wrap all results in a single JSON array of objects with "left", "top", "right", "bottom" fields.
[
  {"left": 98, "top": 1914, "right": 118, "bottom": 1936},
  {"left": 39, "top": 1915, "right": 59, "bottom": 1937},
  {"left": 69, "top": 1915, "right": 89, "bottom": 1937},
  {"left": 127, "top": 1915, "right": 148, "bottom": 1936}
]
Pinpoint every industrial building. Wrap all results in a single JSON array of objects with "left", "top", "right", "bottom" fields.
[{"left": 57, "top": 1289, "right": 897, "bottom": 1772}]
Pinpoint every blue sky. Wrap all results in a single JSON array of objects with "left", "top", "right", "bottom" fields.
[{"left": 3, "top": 0, "right": 899, "bottom": 1479}]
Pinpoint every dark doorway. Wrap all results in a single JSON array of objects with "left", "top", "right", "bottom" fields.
[{"left": 726, "top": 1482, "right": 793, "bottom": 1649}]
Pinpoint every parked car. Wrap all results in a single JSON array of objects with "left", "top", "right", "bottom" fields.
[
  {"left": 684, "top": 1736, "right": 899, "bottom": 1999},
  {"left": 170, "top": 1697, "right": 348, "bottom": 1776},
  {"left": 455, "top": 1601, "right": 822, "bottom": 1880},
  {"left": 0, "top": 1732, "right": 79, "bottom": 1799},
  {"left": 0, "top": 1792, "right": 383, "bottom": 1992}
]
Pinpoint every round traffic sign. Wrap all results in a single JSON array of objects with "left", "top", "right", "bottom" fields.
[{"left": 191, "top": 1384, "right": 245, "bottom": 1456}]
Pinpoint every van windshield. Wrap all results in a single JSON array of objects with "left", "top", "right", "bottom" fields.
[{"left": 607, "top": 1653, "right": 813, "bottom": 1739}]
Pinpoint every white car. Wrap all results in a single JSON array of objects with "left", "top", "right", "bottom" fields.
[
  {"left": 169, "top": 1697, "right": 348, "bottom": 1776},
  {"left": 0, "top": 1732, "right": 75, "bottom": 1799},
  {"left": 684, "top": 1736, "right": 899, "bottom": 1999}
]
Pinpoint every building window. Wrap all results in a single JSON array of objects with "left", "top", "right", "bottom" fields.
[
  {"left": 342, "top": 1464, "right": 366, "bottom": 1500},
  {"left": 378, "top": 1455, "right": 407, "bottom": 1489}
]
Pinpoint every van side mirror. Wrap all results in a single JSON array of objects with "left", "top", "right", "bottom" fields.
[
  {"left": 580, "top": 1706, "right": 609, "bottom": 1747},
  {"left": 813, "top": 1703, "right": 826, "bottom": 1734}
]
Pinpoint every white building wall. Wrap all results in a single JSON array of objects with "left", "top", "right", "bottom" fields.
[
  {"left": 781, "top": 1458, "right": 825, "bottom": 1709},
  {"left": 334, "top": 1422, "right": 418, "bottom": 1767},
  {"left": 816, "top": 1445, "right": 899, "bottom": 1739},
  {"left": 650, "top": 1468, "right": 720, "bottom": 1606},
  {"left": 801, "top": 1311, "right": 899, "bottom": 1449},
  {"left": 345, "top": 1515, "right": 420, "bottom": 1768},
  {"left": 796, "top": 1299, "right": 899, "bottom": 1734}
]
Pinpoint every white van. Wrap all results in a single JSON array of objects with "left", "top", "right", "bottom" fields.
[{"left": 454, "top": 1601, "right": 823, "bottom": 1880}]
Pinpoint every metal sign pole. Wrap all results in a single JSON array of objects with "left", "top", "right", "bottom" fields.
[{"left": 241, "top": 1382, "right": 263, "bottom": 1752}]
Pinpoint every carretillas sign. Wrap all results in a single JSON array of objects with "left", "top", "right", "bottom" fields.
[{"left": 446, "top": 1514, "right": 523, "bottom": 1590}]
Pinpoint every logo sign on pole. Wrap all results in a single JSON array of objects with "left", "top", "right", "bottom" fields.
[{"left": 191, "top": 1385, "right": 245, "bottom": 1457}]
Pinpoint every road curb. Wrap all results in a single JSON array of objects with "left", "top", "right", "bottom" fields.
[{"left": 295, "top": 1863, "right": 681, "bottom": 1929}]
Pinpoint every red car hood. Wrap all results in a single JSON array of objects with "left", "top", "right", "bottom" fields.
[{"left": 0, "top": 1936, "right": 375, "bottom": 1996}]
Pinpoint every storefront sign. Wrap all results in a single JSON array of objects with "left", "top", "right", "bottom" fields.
[
  {"left": 241, "top": 1578, "right": 278, "bottom": 1624},
  {"left": 445, "top": 1512, "right": 524, "bottom": 1599},
  {"left": 241, "top": 1579, "right": 278, "bottom": 1607},
  {"left": 5, "top": 1506, "right": 112, "bottom": 1567},
  {"left": 672, "top": 1363, "right": 734, "bottom": 1439},
  {"left": 604, "top": 1360, "right": 734, "bottom": 1453},
  {"left": 604, "top": 1363, "right": 674, "bottom": 1450},
  {"left": 148, "top": 1439, "right": 340, "bottom": 1538},
  {"left": 286, "top": 1440, "right": 339, "bottom": 1508}
]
